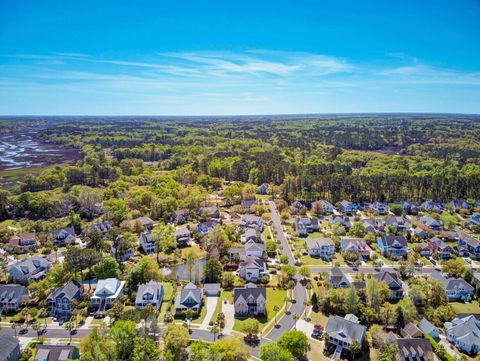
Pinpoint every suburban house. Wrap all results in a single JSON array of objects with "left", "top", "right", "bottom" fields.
[
  {"left": 172, "top": 209, "right": 189, "bottom": 225},
  {"left": 47, "top": 280, "right": 82, "bottom": 321},
  {"left": 138, "top": 233, "right": 157, "bottom": 255},
  {"left": 416, "top": 243, "right": 432, "bottom": 257},
  {"left": 401, "top": 201, "right": 419, "bottom": 215},
  {"left": 361, "top": 218, "right": 385, "bottom": 233},
  {"left": 325, "top": 314, "right": 366, "bottom": 354},
  {"left": 91, "top": 278, "right": 125, "bottom": 316},
  {"left": 8, "top": 256, "right": 51, "bottom": 284},
  {"left": 306, "top": 238, "right": 335, "bottom": 260},
  {"left": 238, "top": 256, "right": 267, "bottom": 282},
  {"left": 290, "top": 200, "right": 306, "bottom": 214},
  {"left": 129, "top": 216, "right": 155, "bottom": 231},
  {"left": 418, "top": 318, "right": 440, "bottom": 340},
  {"left": 373, "top": 271, "right": 404, "bottom": 299},
  {"left": 420, "top": 201, "right": 444, "bottom": 213},
  {"left": 467, "top": 213, "right": 480, "bottom": 227},
  {"left": 458, "top": 235, "right": 480, "bottom": 259},
  {"left": 329, "top": 267, "right": 350, "bottom": 289},
  {"left": 241, "top": 199, "right": 258, "bottom": 213},
  {"left": 0, "top": 335, "right": 20, "bottom": 361},
  {"left": 401, "top": 322, "right": 423, "bottom": 338},
  {"left": 174, "top": 227, "right": 192, "bottom": 247},
  {"left": 240, "top": 228, "right": 263, "bottom": 243},
  {"left": 90, "top": 221, "right": 112, "bottom": 234},
  {"left": 455, "top": 243, "right": 469, "bottom": 257},
  {"left": 385, "top": 215, "right": 411, "bottom": 232},
  {"left": 34, "top": 345, "right": 79, "bottom": 361},
  {"left": 392, "top": 337, "right": 435, "bottom": 361},
  {"left": 199, "top": 206, "right": 220, "bottom": 219},
  {"left": 195, "top": 221, "right": 219, "bottom": 236},
  {"left": 444, "top": 315, "right": 480, "bottom": 354},
  {"left": 330, "top": 215, "right": 352, "bottom": 231},
  {"left": 339, "top": 200, "right": 355, "bottom": 215},
  {"left": 449, "top": 199, "right": 470, "bottom": 212},
  {"left": 341, "top": 238, "right": 372, "bottom": 258},
  {"left": 47, "top": 227, "right": 76, "bottom": 247},
  {"left": 256, "top": 183, "right": 269, "bottom": 195},
  {"left": 428, "top": 237, "right": 452, "bottom": 259},
  {"left": 9, "top": 232, "right": 36, "bottom": 253},
  {"left": 419, "top": 216, "right": 442, "bottom": 231},
  {"left": 234, "top": 283, "right": 266, "bottom": 316},
  {"left": 431, "top": 271, "right": 475, "bottom": 301},
  {"left": 111, "top": 239, "right": 134, "bottom": 262},
  {"left": 238, "top": 214, "right": 264, "bottom": 231},
  {"left": 368, "top": 202, "right": 388, "bottom": 215},
  {"left": 319, "top": 200, "right": 335, "bottom": 214},
  {"left": 412, "top": 227, "right": 428, "bottom": 239},
  {"left": 204, "top": 283, "right": 221, "bottom": 296},
  {"left": 135, "top": 280, "right": 163, "bottom": 310},
  {"left": 294, "top": 217, "right": 319, "bottom": 236},
  {"left": 174, "top": 282, "right": 203, "bottom": 315},
  {"left": 0, "top": 284, "right": 28, "bottom": 312},
  {"left": 243, "top": 240, "right": 265, "bottom": 259},
  {"left": 377, "top": 235, "right": 408, "bottom": 259}
]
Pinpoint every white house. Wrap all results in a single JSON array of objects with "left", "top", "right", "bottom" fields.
[
  {"left": 238, "top": 256, "right": 267, "bottom": 282},
  {"left": 444, "top": 315, "right": 480, "bottom": 354},
  {"left": 91, "top": 278, "right": 125, "bottom": 316},
  {"left": 306, "top": 238, "right": 335, "bottom": 260},
  {"left": 234, "top": 283, "right": 266, "bottom": 316},
  {"left": 135, "top": 280, "right": 163, "bottom": 310}
]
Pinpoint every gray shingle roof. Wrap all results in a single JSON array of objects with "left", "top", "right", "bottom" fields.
[
  {"left": 326, "top": 314, "right": 366, "bottom": 344},
  {"left": 0, "top": 335, "right": 19, "bottom": 361},
  {"left": 48, "top": 280, "right": 81, "bottom": 301},
  {"left": 234, "top": 285, "right": 266, "bottom": 304}
]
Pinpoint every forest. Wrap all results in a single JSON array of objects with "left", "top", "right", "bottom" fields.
[{"left": 1, "top": 114, "right": 480, "bottom": 224}]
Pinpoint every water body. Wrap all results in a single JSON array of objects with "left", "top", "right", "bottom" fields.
[{"left": 0, "top": 128, "right": 80, "bottom": 171}]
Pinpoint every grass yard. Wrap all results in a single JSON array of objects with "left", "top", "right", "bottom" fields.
[
  {"left": 309, "top": 310, "right": 328, "bottom": 327},
  {"left": 233, "top": 287, "right": 286, "bottom": 332},
  {"left": 332, "top": 253, "right": 345, "bottom": 265},
  {"left": 301, "top": 255, "right": 329, "bottom": 266},
  {"left": 181, "top": 244, "right": 207, "bottom": 259},
  {"left": 307, "top": 340, "right": 330, "bottom": 361},
  {"left": 307, "top": 232, "right": 325, "bottom": 239},
  {"left": 451, "top": 301, "right": 480, "bottom": 314},
  {"left": 162, "top": 282, "right": 174, "bottom": 302}
]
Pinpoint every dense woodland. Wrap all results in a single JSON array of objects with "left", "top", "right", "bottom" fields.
[{"left": 1, "top": 114, "right": 480, "bottom": 223}]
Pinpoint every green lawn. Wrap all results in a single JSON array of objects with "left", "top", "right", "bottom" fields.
[
  {"left": 307, "top": 232, "right": 324, "bottom": 239},
  {"left": 332, "top": 253, "right": 344, "bottom": 265},
  {"left": 451, "top": 301, "right": 480, "bottom": 314},
  {"left": 211, "top": 290, "right": 232, "bottom": 323},
  {"left": 233, "top": 287, "right": 286, "bottom": 332},
  {"left": 181, "top": 245, "right": 207, "bottom": 259},
  {"left": 309, "top": 310, "right": 328, "bottom": 327},
  {"left": 162, "top": 282, "right": 174, "bottom": 302},
  {"left": 301, "top": 255, "right": 329, "bottom": 266}
]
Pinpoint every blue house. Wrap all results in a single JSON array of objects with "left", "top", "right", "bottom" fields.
[
  {"left": 319, "top": 200, "right": 335, "bottom": 214},
  {"left": 467, "top": 213, "right": 480, "bottom": 227},
  {"left": 377, "top": 235, "right": 408, "bottom": 259},
  {"left": 458, "top": 235, "right": 480, "bottom": 259},
  {"left": 340, "top": 201, "right": 355, "bottom": 215},
  {"left": 419, "top": 216, "right": 442, "bottom": 231}
]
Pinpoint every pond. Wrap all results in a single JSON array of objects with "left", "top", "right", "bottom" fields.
[{"left": 164, "top": 259, "right": 206, "bottom": 283}]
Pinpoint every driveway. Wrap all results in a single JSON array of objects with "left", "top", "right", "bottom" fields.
[
  {"left": 221, "top": 298, "right": 235, "bottom": 333},
  {"left": 200, "top": 296, "right": 219, "bottom": 329}
]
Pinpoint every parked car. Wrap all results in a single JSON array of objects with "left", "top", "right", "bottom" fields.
[{"left": 311, "top": 324, "right": 324, "bottom": 339}]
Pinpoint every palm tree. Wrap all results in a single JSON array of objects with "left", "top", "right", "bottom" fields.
[
  {"left": 11, "top": 322, "right": 18, "bottom": 338},
  {"left": 273, "top": 305, "right": 280, "bottom": 325},
  {"left": 292, "top": 312, "right": 299, "bottom": 330},
  {"left": 210, "top": 322, "right": 220, "bottom": 342},
  {"left": 38, "top": 309, "right": 48, "bottom": 330},
  {"left": 20, "top": 307, "right": 29, "bottom": 329},
  {"left": 32, "top": 322, "right": 41, "bottom": 341},
  {"left": 350, "top": 340, "right": 361, "bottom": 360},
  {"left": 65, "top": 321, "right": 74, "bottom": 344},
  {"left": 186, "top": 308, "right": 193, "bottom": 332}
]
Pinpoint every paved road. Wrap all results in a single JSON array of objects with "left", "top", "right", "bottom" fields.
[
  {"left": 264, "top": 201, "right": 307, "bottom": 341},
  {"left": 309, "top": 266, "right": 438, "bottom": 275}
]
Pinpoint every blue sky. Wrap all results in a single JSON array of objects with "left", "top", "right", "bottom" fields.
[{"left": 1, "top": 0, "right": 479, "bottom": 115}]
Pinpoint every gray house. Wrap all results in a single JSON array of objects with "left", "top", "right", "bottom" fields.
[
  {"left": 8, "top": 256, "right": 51, "bottom": 284},
  {"left": 0, "top": 284, "right": 28, "bottom": 312},
  {"left": 35, "top": 345, "right": 79, "bottom": 361},
  {"left": 306, "top": 238, "right": 335, "bottom": 260},
  {"left": 418, "top": 318, "right": 440, "bottom": 340},
  {"left": 47, "top": 280, "right": 82, "bottom": 321},
  {"left": 175, "top": 282, "right": 203, "bottom": 315},
  {"left": 234, "top": 283, "right": 267, "bottom": 316},
  {"left": 329, "top": 267, "right": 350, "bottom": 289},
  {"left": 47, "top": 227, "right": 76, "bottom": 246},
  {"left": 373, "top": 271, "right": 404, "bottom": 299},
  {"left": 325, "top": 314, "right": 366, "bottom": 353},
  {"left": 135, "top": 280, "right": 164, "bottom": 310},
  {"left": 444, "top": 315, "right": 480, "bottom": 354},
  {"left": 0, "top": 335, "right": 20, "bottom": 361}
]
